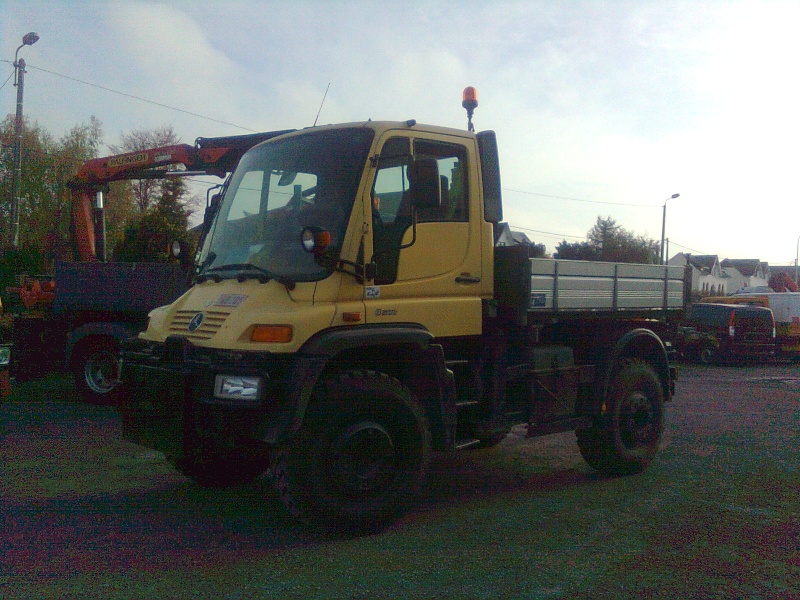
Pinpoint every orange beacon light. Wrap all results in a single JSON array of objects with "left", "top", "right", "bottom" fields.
[{"left": 462, "top": 86, "right": 478, "bottom": 131}]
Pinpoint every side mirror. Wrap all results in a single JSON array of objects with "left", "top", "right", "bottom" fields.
[
  {"left": 203, "top": 193, "right": 222, "bottom": 234},
  {"left": 171, "top": 239, "right": 194, "bottom": 269},
  {"left": 409, "top": 158, "right": 441, "bottom": 211}
]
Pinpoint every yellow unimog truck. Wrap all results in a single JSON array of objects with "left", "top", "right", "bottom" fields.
[{"left": 121, "top": 90, "right": 690, "bottom": 532}]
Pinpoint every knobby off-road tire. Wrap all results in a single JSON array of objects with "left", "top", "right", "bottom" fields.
[
  {"left": 175, "top": 438, "right": 270, "bottom": 488},
  {"left": 73, "top": 337, "right": 122, "bottom": 405},
  {"left": 576, "top": 358, "right": 664, "bottom": 476},
  {"left": 699, "top": 344, "right": 716, "bottom": 365},
  {"left": 271, "top": 370, "right": 431, "bottom": 534}
]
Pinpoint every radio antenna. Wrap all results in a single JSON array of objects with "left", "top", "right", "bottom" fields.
[{"left": 313, "top": 82, "right": 331, "bottom": 127}]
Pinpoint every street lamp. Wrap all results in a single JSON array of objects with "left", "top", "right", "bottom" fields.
[
  {"left": 795, "top": 236, "right": 799, "bottom": 286},
  {"left": 660, "top": 193, "right": 680, "bottom": 265},
  {"left": 10, "top": 31, "right": 40, "bottom": 248}
]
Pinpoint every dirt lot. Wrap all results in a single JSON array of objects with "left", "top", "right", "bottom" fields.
[{"left": 2, "top": 364, "right": 800, "bottom": 599}]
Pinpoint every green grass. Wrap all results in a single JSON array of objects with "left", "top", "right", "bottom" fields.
[{"left": 3, "top": 370, "right": 800, "bottom": 599}]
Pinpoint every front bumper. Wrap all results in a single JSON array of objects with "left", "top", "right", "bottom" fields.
[{"left": 120, "top": 335, "right": 323, "bottom": 459}]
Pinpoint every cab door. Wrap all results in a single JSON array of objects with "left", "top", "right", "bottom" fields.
[{"left": 364, "top": 133, "right": 483, "bottom": 338}]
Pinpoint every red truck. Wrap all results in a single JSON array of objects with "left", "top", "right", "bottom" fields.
[{"left": 9, "top": 130, "right": 289, "bottom": 403}]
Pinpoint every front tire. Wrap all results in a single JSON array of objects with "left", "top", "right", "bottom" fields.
[
  {"left": 576, "top": 359, "right": 664, "bottom": 476},
  {"left": 73, "top": 337, "right": 121, "bottom": 405},
  {"left": 272, "top": 370, "right": 430, "bottom": 534}
]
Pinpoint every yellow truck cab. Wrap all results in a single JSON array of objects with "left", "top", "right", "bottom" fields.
[
  {"left": 122, "top": 100, "right": 688, "bottom": 533},
  {"left": 145, "top": 120, "right": 489, "bottom": 348}
]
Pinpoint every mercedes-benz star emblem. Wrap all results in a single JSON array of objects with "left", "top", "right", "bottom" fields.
[{"left": 188, "top": 312, "right": 205, "bottom": 332}]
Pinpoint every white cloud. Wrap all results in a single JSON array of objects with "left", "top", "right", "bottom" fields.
[
  {"left": 3, "top": 0, "right": 800, "bottom": 262},
  {"left": 104, "top": 2, "right": 249, "bottom": 132}
]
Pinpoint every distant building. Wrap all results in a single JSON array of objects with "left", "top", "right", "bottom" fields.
[
  {"left": 669, "top": 254, "right": 771, "bottom": 297},
  {"left": 494, "top": 223, "right": 546, "bottom": 257},
  {"left": 669, "top": 254, "right": 729, "bottom": 296},
  {"left": 495, "top": 223, "right": 532, "bottom": 247},
  {"left": 720, "top": 259, "right": 770, "bottom": 293}
]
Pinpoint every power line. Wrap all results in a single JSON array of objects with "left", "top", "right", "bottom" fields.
[
  {"left": 4, "top": 62, "right": 673, "bottom": 214},
  {"left": 4, "top": 61, "right": 712, "bottom": 252},
  {"left": 503, "top": 187, "right": 656, "bottom": 208},
  {"left": 24, "top": 62, "right": 258, "bottom": 133},
  {"left": 508, "top": 225, "right": 585, "bottom": 240},
  {"left": 669, "top": 240, "right": 709, "bottom": 255},
  {"left": 0, "top": 70, "right": 14, "bottom": 93}
]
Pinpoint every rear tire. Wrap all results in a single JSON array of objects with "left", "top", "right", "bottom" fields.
[
  {"left": 576, "top": 359, "right": 664, "bottom": 476},
  {"left": 272, "top": 370, "right": 430, "bottom": 534},
  {"left": 699, "top": 345, "right": 715, "bottom": 365}
]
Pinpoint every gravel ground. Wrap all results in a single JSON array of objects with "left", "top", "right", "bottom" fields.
[{"left": 1, "top": 364, "right": 799, "bottom": 599}]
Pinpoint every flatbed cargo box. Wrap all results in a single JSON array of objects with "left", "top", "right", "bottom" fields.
[
  {"left": 53, "top": 261, "right": 191, "bottom": 314},
  {"left": 529, "top": 259, "right": 687, "bottom": 313}
]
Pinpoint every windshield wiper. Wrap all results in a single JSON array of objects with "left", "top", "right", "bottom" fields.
[
  {"left": 195, "top": 252, "right": 218, "bottom": 281},
  {"left": 199, "top": 251, "right": 217, "bottom": 271},
  {"left": 203, "top": 263, "right": 296, "bottom": 290}
]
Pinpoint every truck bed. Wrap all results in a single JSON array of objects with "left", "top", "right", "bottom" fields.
[
  {"left": 53, "top": 261, "right": 191, "bottom": 314},
  {"left": 494, "top": 247, "right": 689, "bottom": 322},
  {"left": 529, "top": 259, "right": 687, "bottom": 312}
]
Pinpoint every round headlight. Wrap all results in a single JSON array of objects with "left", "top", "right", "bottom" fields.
[{"left": 301, "top": 228, "right": 316, "bottom": 252}]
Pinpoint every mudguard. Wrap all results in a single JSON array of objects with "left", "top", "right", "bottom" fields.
[
  {"left": 595, "top": 327, "right": 672, "bottom": 408},
  {"left": 263, "top": 324, "right": 457, "bottom": 447},
  {"left": 65, "top": 321, "right": 139, "bottom": 369}
]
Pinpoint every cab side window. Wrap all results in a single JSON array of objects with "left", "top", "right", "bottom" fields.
[
  {"left": 413, "top": 139, "right": 468, "bottom": 223},
  {"left": 371, "top": 138, "right": 411, "bottom": 284},
  {"left": 370, "top": 137, "right": 469, "bottom": 285},
  {"left": 372, "top": 137, "right": 412, "bottom": 226}
]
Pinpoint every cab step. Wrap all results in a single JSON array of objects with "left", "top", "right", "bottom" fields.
[
  {"left": 454, "top": 438, "right": 482, "bottom": 450},
  {"left": 455, "top": 400, "right": 480, "bottom": 409}
]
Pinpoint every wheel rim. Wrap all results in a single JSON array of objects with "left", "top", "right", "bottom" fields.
[
  {"left": 84, "top": 357, "right": 118, "bottom": 394},
  {"left": 329, "top": 421, "right": 397, "bottom": 499},
  {"left": 619, "top": 391, "right": 654, "bottom": 449}
]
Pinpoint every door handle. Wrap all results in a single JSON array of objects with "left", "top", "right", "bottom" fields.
[{"left": 455, "top": 275, "right": 481, "bottom": 284}]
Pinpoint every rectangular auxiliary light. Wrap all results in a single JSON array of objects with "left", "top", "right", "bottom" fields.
[{"left": 213, "top": 375, "right": 263, "bottom": 402}]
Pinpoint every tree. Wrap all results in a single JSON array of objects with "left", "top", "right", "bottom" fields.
[
  {"left": 112, "top": 179, "right": 192, "bottom": 262},
  {"left": 769, "top": 272, "right": 799, "bottom": 292},
  {"left": 108, "top": 125, "right": 196, "bottom": 262},
  {"left": 552, "top": 240, "right": 601, "bottom": 261},
  {"left": 110, "top": 125, "right": 183, "bottom": 213},
  {"left": 555, "top": 216, "right": 660, "bottom": 264},
  {"left": 44, "top": 118, "right": 107, "bottom": 266},
  {"left": 1, "top": 115, "right": 56, "bottom": 249},
  {"left": 0, "top": 115, "right": 111, "bottom": 266}
]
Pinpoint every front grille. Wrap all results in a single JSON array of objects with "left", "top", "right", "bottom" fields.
[{"left": 169, "top": 309, "right": 231, "bottom": 341}]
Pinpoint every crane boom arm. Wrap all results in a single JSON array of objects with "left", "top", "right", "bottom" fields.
[{"left": 67, "top": 130, "right": 293, "bottom": 261}]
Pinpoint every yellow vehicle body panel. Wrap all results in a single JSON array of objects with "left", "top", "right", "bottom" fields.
[
  {"left": 359, "top": 127, "right": 486, "bottom": 337},
  {"left": 141, "top": 121, "right": 491, "bottom": 349},
  {"left": 141, "top": 278, "right": 337, "bottom": 353}
]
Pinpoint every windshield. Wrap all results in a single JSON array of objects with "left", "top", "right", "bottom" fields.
[{"left": 198, "top": 127, "right": 375, "bottom": 282}]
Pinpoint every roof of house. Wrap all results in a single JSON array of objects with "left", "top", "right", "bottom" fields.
[
  {"left": 721, "top": 259, "right": 765, "bottom": 277},
  {"left": 688, "top": 255, "right": 719, "bottom": 273},
  {"left": 511, "top": 231, "right": 532, "bottom": 245},
  {"left": 495, "top": 223, "right": 533, "bottom": 247}
]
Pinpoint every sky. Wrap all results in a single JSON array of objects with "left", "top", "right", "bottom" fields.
[{"left": 3, "top": 0, "right": 800, "bottom": 265}]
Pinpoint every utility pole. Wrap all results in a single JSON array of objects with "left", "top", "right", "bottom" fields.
[
  {"left": 660, "top": 193, "right": 680, "bottom": 265},
  {"left": 10, "top": 32, "right": 40, "bottom": 248}
]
